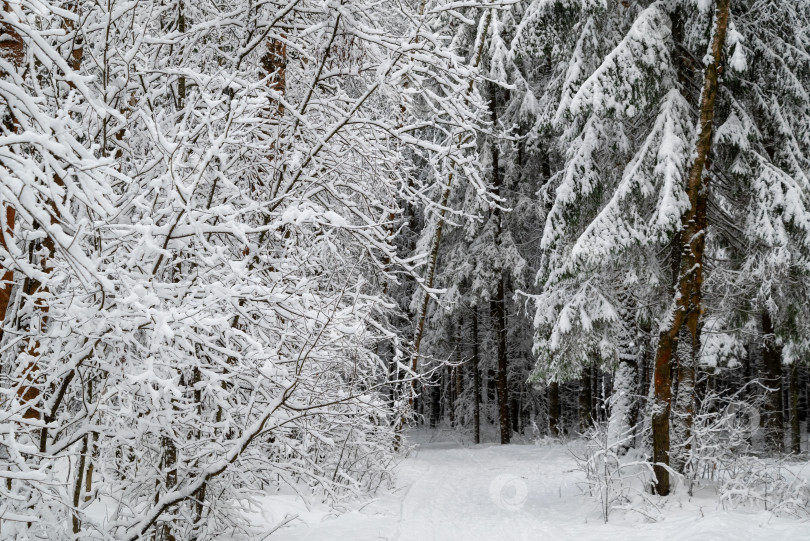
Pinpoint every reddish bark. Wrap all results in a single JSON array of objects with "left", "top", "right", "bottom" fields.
[{"left": 651, "top": 0, "right": 730, "bottom": 496}]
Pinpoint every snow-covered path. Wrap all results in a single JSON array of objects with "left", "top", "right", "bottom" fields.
[
  {"left": 257, "top": 432, "right": 809, "bottom": 541},
  {"left": 390, "top": 438, "right": 577, "bottom": 541}
]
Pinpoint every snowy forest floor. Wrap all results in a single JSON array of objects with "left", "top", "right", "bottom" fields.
[{"left": 251, "top": 430, "right": 810, "bottom": 540}]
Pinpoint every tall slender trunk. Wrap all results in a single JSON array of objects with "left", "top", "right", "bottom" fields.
[
  {"left": 761, "top": 311, "right": 784, "bottom": 453},
  {"left": 790, "top": 362, "right": 800, "bottom": 454},
  {"left": 472, "top": 309, "right": 481, "bottom": 444},
  {"left": 492, "top": 281, "right": 510, "bottom": 444},
  {"left": 451, "top": 319, "right": 463, "bottom": 426},
  {"left": 83, "top": 377, "right": 99, "bottom": 502},
  {"left": 160, "top": 433, "right": 178, "bottom": 541},
  {"left": 72, "top": 435, "right": 88, "bottom": 534},
  {"left": 0, "top": 206, "right": 15, "bottom": 344},
  {"left": 446, "top": 364, "right": 455, "bottom": 427},
  {"left": 608, "top": 290, "right": 640, "bottom": 454},
  {"left": 608, "top": 361, "right": 638, "bottom": 454},
  {"left": 430, "top": 371, "right": 440, "bottom": 428},
  {"left": 651, "top": 0, "right": 730, "bottom": 496},
  {"left": 488, "top": 81, "right": 510, "bottom": 445},
  {"left": 487, "top": 362, "right": 497, "bottom": 413},
  {"left": 590, "top": 365, "right": 599, "bottom": 423},
  {"left": 548, "top": 382, "right": 560, "bottom": 437},
  {"left": 455, "top": 318, "right": 463, "bottom": 406},
  {"left": 579, "top": 368, "right": 593, "bottom": 432}
]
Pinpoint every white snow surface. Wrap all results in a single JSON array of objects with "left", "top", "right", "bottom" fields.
[{"left": 247, "top": 431, "right": 809, "bottom": 541}]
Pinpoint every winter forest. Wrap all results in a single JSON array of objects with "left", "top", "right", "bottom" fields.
[{"left": 1, "top": 0, "right": 810, "bottom": 539}]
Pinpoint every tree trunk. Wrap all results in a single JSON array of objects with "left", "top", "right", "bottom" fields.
[
  {"left": 608, "top": 360, "right": 638, "bottom": 454},
  {"left": 447, "top": 364, "right": 455, "bottom": 427},
  {"left": 0, "top": 1, "right": 22, "bottom": 340},
  {"left": 492, "top": 281, "right": 510, "bottom": 444},
  {"left": 591, "top": 365, "right": 599, "bottom": 423},
  {"left": 0, "top": 1, "right": 39, "bottom": 422},
  {"left": 761, "top": 311, "right": 784, "bottom": 453},
  {"left": 472, "top": 309, "right": 481, "bottom": 444},
  {"left": 609, "top": 290, "right": 640, "bottom": 454},
  {"left": 790, "top": 362, "right": 800, "bottom": 454},
  {"left": 454, "top": 320, "right": 463, "bottom": 426},
  {"left": 548, "top": 382, "right": 561, "bottom": 437},
  {"left": 672, "top": 325, "right": 697, "bottom": 473},
  {"left": 430, "top": 372, "right": 440, "bottom": 428},
  {"left": 15, "top": 2, "right": 86, "bottom": 431},
  {"left": 160, "top": 435, "right": 178, "bottom": 541},
  {"left": 579, "top": 369, "right": 593, "bottom": 432},
  {"left": 84, "top": 377, "right": 98, "bottom": 502},
  {"left": 0, "top": 206, "right": 15, "bottom": 344},
  {"left": 651, "top": 0, "right": 730, "bottom": 496},
  {"left": 487, "top": 363, "right": 497, "bottom": 412},
  {"left": 261, "top": 30, "right": 287, "bottom": 118},
  {"left": 455, "top": 342, "right": 463, "bottom": 408},
  {"left": 72, "top": 435, "right": 88, "bottom": 534},
  {"left": 488, "top": 80, "right": 510, "bottom": 445}
]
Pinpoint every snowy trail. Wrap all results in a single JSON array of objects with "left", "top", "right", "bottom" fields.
[
  {"left": 258, "top": 432, "right": 809, "bottom": 541},
  {"left": 390, "top": 437, "right": 577, "bottom": 541}
]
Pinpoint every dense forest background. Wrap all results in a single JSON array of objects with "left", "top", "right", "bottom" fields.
[{"left": 1, "top": 0, "right": 809, "bottom": 539}]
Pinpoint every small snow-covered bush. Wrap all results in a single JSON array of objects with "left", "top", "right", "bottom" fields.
[
  {"left": 718, "top": 457, "right": 810, "bottom": 518},
  {"left": 673, "top": 382, "right": 810, "bottom": 518},
  {"left": 573, "top": 423, "right": 659, "bottom": 523},
  {"left": 676, "top": 383, "right": 763, "bottom": 495}
]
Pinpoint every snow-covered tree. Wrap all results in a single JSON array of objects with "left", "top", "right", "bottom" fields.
[
  {"left": 518, "top": 0, "right": 809, "bottom": 493},
  {"left": 0, "top": 0, "right": 497, "bottom": 538}
]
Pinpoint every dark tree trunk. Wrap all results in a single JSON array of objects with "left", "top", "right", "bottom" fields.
[
  {"left": 72, "top": 435, "right": 88, "bottom": 534},
  {"left": 790, "top": 362, "right": 800, "bottom": 454},
  {"left": 456, "top": 365, "right": 464, "bottom": 411},
  {"left": 579, "top": 369, "right": 593, "bottom": 432},
  {"left": 492, "top": 281, "right": 510, "bottom": 444},
  {"left": 761, "top": 311, "right": 784, "bottom": 452},
  {"left": 590, "top": 366, "right": 598, "bottom": 423},
  {"left": 548, "top": 382, "right": 561, "bottom": 437},
  {"left": 487, "top": 364, "right": 497, "bottom": 410},
  {"left": 454, "top": 321, "right": 463, "bottom": 426},
  {"left": 430, "top": 375, "right": 440, "bottom": 428},
  {"left": 161, "top": 435, "right": 178, "bottom": 541},
  {"left": 447, "top": 365, "right": 455, "bottom": 427},
  {"left": 472, "top": 309, "right": 482, "bottom": 444},
  {"left": 488, "top": 82, "right": 510, "bottom": 444},
  {"left": 429, "top": 374, "right": 442, "bottom": 428}
]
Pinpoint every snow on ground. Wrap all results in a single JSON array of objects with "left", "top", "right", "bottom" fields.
[{"left": 250, "top": 430, "right": 810, "bottom": 541}]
